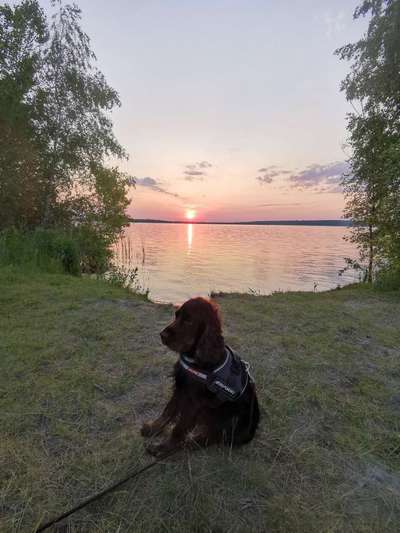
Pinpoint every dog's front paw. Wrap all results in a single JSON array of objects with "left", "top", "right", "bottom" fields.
[
  {"left": 141, "top": 421, "right": 155, "bottom": 438},
  {"left": 145, "top": 442, "right": 166, "bottom": 457},
  {"left": 145, "top": 441, "right": 177, "bottom": 457}
]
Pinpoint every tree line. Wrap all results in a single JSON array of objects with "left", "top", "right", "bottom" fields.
[
  {"left": 338, "top": 0, "right": 400, "bottom": 286},
  {"left": 0, "top": 0, "right": 132, "bottom": 272}
]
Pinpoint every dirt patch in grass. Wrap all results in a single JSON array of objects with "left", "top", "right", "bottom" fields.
[{"left": 0, "top": 271, "right": 399, "bottom": 532}]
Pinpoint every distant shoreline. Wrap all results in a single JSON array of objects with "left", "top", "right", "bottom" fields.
[{"left": 130, "top": 219, "right": 351, "bottom": 227}]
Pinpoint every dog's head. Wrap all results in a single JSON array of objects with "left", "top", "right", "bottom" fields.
[{"left": 160, "top": 297, "right": 225, "bottom": 366}]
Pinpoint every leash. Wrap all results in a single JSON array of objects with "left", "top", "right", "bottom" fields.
[{"left": 34, "top": 447, "right": 180, "bottom": 532}]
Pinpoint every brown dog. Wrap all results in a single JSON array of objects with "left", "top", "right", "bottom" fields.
[{"left": 141, "top": 297, "right": 259, "bottom": 456}]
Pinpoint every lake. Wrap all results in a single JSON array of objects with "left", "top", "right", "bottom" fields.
[{"left": 114, "top": 223, "right": 358, "bottom": 303}]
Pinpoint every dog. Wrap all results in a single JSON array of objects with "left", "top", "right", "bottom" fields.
[{"left": 141, "top": 297, "right": 259, "bottom": 456}]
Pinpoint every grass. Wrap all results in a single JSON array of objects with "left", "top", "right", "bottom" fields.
[{"left": 0, "top": 267, "right": 399, "bottom": 532}]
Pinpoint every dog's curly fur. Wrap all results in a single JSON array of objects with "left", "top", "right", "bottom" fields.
[{"left": 141, "top": 297, "right": 259, "bottom": 456}]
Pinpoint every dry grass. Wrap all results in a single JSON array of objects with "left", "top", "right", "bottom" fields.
[{"left": 0, "top": 268, "right": 399, "bottom": 532}]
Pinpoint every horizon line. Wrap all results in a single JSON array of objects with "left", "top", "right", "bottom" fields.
[{"left": 130, "top": 218, "right": 351, "bottom": 227}]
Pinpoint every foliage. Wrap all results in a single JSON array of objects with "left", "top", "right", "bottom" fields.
[
  {"left": 0, "top": 228, "right": 80, "bottom": 274},
  {"left": 339, "top": 257, "right": 369, "bottom": 282},
  {"left": 104, "top": 264, "right": 149, "bottom": 297},
  {"left": 59, "top": 164, "right": 131, "bottom": 245},
  {"left": 74, "top": 225, "right": 113, "bottom": 274},
  {"left": 337, "top": 0, "right": 400, "bottom": 113},
  {"left": 336, "top": 0, "right": 400, "bottom": 282},
  {"left": 105, "top": 265, "right": 139, "bottom": 287},
  {"left": 375, "top": 262, "right": 400, "bottom": 290},
  {"left": 0, "top": 227, "right": 119, "bottom": 275},
  {"left": 0, "top": 0, "right": 48, "bottom": 228},
  {"left": 31, "top": 1, "right": 127, "bottom": 226},
  {"left": 0, "top": 0, "right": 132, "bottom": 263}
]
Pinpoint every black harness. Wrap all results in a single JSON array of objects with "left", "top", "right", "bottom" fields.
[{"left": 179, "top": 345, "right": 254, "bottom": 402}]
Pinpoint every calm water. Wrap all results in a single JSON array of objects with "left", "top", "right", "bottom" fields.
[{"left": 114, "top": 223, "right": 357, "bottom": 303}]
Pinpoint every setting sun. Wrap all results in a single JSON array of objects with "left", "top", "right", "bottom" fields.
[{"left": 185, "top": 209, "right": 196, "bottom": 220}]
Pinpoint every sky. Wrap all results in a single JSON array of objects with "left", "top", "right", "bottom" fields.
[{"left": 44, "top": 0, "right": 367, "bottom": 221}]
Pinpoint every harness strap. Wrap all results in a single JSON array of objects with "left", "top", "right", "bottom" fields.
[
  {"left": 179, "top": 358, "right": 208, "bottom": 381},
  {"left": 179, "top": 347, "right": 252, "bottom": 402}
]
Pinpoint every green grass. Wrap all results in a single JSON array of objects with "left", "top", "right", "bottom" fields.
[{"left": 1, "top": 268, "right": 399, "bottom": 532}]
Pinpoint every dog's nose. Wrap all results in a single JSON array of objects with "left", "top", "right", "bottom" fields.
[{"left": 160, "top": 330, "right": 168, "bottom": 344}]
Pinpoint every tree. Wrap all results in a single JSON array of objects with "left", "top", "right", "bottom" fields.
[
  {"left": 341, "top": 112, "right": 391, "bottom": 281},
  {"left": 336, "top": 0, "right": 400, "bottom": 281},
  {"left": 32, "top": 0, "right": 127, "bottom": 226},
  {"left": 0, "top": 0, "right": 131, "bottom": 257},
  {"left": 0, "top": 0, "right": 48, "bottom": 228}
]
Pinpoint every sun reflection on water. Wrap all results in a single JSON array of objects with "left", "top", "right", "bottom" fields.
[{"left": 187, "top": 223, "right": 193, "bottom": 252}]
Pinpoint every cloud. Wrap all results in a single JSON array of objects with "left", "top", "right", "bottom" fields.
[
  {"left": 135, "top": 176, "right": 181, "bottom": 198},
  {"left": 198, "top": 161, "right": 212, "bottom": 169},
  {"left": 183, "top": 161, "right": 213, "bottom": 181},
  {"left": 257, "top": 174, "right": 274, "bottom": 184},
  {"left": 256, "top": 165, "right": 291, "bottom": 185},
  {"left": 184, "top": 169, "right": 206, "bottom": 178},
  {"left": 289, "top": 161, "right": 348, "bottom": 193}
]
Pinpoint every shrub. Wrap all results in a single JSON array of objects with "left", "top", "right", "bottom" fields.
[
  {"left": 35, "top": 230, "right": 81, "bottom": 275},
  {"left": 0, "top": 228, "right": 115, "bottom": 276},
  {"left": 0, "top": 229, "right": 80, "bottom": 274},
  {"left": 375, "top": 264, "right": 400, "bottom": 291},
  {"left": 72, "top": 225, "right": 113, "bottom": 274}
]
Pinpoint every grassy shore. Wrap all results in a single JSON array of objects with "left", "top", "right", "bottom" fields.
[{"left": 0, "top": 268, "right": 399, "bottom": 532}]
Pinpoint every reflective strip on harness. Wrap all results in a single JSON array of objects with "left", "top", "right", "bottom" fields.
[
  {"left": 213, "top": 380, "right": 236, "bottom": 395},
  {"left": 179, "top": 359, "right": 208, "bottom": 380}
]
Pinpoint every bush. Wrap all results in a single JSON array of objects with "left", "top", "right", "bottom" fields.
[
  {"left": 74, "top": 225, "right": 113, "bottom": 274},
  {"left": 0, "top": 229, "right": 79, "bottom": 274},
  {"left": 36, "top": 230, "right": 81, "bottom": 275},
  {"left": 0, "top": 227, "right": 115, "bottom": 276},
  {"left": 375, "top": 264, "right": 400, "bottom": 291}
]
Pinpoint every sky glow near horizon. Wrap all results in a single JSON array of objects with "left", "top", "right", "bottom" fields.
[{"left": 43, "top": 0, "right": 366, "bottom": 221}]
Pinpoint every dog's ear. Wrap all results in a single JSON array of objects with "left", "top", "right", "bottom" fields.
[{"left": 195, "top": 301, "right": 225, "bottom": 366}]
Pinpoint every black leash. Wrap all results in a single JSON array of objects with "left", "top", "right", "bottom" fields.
[{"left": 34, "top": 447, "right": 180, "bottom": 532}]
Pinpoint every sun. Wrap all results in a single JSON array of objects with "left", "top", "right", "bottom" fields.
[{"left": 185, "top": 208, "right": 196, "bottom": 220}]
